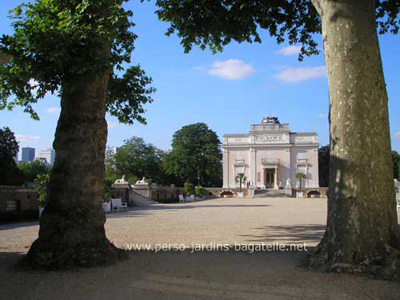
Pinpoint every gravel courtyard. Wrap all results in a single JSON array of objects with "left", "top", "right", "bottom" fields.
[{"left": 1, "top": 197, "right": 400, "bottom": 300}]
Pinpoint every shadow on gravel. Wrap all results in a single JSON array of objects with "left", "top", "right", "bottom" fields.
[
  {"left": 2, "top": 248, "right": 400, "bottom": 300},
  {"left": 239, "top": 224, "right": 326, "bottom": 244},
  {"left": 0, "top": 221, "right": 39, "bottom": 231},
  {"left": 106, "top": 203, "right": 271, "bottom": 218}
]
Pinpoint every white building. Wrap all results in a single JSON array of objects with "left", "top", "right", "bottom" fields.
[
  {"left": 36, "top": 148, "right": 56, "bottom": 166},
  {"left": 222, "top": 117, "right": 319, "bottom": 190}
]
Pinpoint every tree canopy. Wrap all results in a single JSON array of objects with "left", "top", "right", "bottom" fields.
[
  {"left": 163, "top": 123, "right": 222, "bottom": 186},
  {"left": 0, "top": 126, "right": 23, "bottom": 185},
  {"left": 18, "top": 160, "right": 51, "bottom": 184},
  {"left": 0, "top": 0, "right": 155, "bottom": 124},
  {"left": 155, "top": 0, "right": 400, "bottom": 60},
  {"left": 0, "top": 126, "right": 19, "bottom": 169},
  {"left": 106, "top": 137, "right": 173, "bottom": 185}
]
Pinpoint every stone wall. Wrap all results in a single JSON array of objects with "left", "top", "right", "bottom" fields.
[
  {"left": 293, "top": 187, "right": 328, "bottom": 198},
  {"left": 0, "top": 186, "right": 39, "bottom": 220}
]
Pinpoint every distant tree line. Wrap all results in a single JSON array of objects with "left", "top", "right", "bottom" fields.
[
  {"left": 318, "top": 144, "right": 400, "bottom": 187},
  {"left": 1, "top": 123, "right": 222, "bottom": 189},
  {"left": 106, "top": 122, "right": 222, "bottom": 187}
]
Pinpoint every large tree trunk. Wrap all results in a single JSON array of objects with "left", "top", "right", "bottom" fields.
[
  {"left": 310, "top": 0, "right": 400, "bottom": 277},
  {"left": 26, "top": 70, "right": 123, "bottom": 268}
]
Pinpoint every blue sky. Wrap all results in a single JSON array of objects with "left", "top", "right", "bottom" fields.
[{"left": 1, "top": 0, "right": 399, "bottom": 159}]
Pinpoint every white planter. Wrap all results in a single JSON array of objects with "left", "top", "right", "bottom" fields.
[
  {"left": 237, "top": 192, "right": 244, "bottom": 198},
  {"left": 296, "top": 192, "right": 304, "bottom": 198},
  {"left": 102, "top": 202, "right": 111, "bottom": 213}
]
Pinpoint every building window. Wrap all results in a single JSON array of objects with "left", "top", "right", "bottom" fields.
[{"left": 7, "top": 200, "right": 19, "bottom": 212}]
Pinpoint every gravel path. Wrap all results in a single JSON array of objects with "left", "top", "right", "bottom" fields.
[{"left": 1, "top": 197, "right": 399, "bottom": 299}]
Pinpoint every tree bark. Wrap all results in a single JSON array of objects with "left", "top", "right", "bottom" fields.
[
  {"left": 25, "top": 70, "right": 123, "bottom": 268},
  {"left": 310, "top": 0, "right": 400, "bottom": 277}
]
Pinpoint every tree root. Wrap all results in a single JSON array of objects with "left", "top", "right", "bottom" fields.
[
  {"left": 21, "top": 238, "right": 127, "bottom": 270},
  {"left": 302, "top": 244, "right": 400, "bottom": 281}
]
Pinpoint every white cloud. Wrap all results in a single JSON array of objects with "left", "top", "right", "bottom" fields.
[
  {"left": 275, "top": 45, "right": 302, "bottom": 56},
  {"left": 29, "top": 79, "right": 39, "bottom": 94},
  {"left": 393, "top": 132, "right": 400, "bottom": 141},
  {"left": 45, "top": 107, "right": 61, "bottom": 114},
  {"left": 107, "top": 121, "right": 123, "bottom": 129},
  {"left": 275, "top": 66, "right": 326, "bottom": 83},
  {"left": 316, "top": 114, "right": 328, "bottom": 119},
  {"left": 208, "top": 59, "right": 255, "bottom": 80},
  {"left": 16, "top": 135, "right": 40, "bottom": 143}
]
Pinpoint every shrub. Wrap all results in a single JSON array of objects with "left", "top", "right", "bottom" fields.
[
  {"left": 34, "top": 173, "right": 50, "bottom": 207},
  {"left": 184, "top": 182, "right": 195, "bottom": 196},
  {"left": 102, "top": 179, "right": 114, "bottom": 201},
  {"left": 195, "top": 186, "right": 205, "bottom": 198}
]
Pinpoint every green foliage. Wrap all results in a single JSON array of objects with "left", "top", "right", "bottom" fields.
[
  {"left": 155, "top": 1, "right": 400, "bottom": 60},
  {"left": 0, "top": 127, "right": 19, "bottom": 169},
  {"left": 295, "top": 172, "right": 306, "bottom": 191},
  {"left": 295, "top": 172, "right": 306, "bottom": 180},
  {"left": 102, "top": 178, "right": 114, "bottom": 202},
  {"left": 318, "top": 145, "right": 330, "bottom": 187},
  {"left": 0, "top": 0, "right": 155, "bottom": 125},
  {"left": 195, "top": 185, "right": 205, "bottom": 198},
  {"left": 0, "top": 126, "right": 24, "bottom": 185},
  {"left": 163, "top": 123, "right": 222, "bottom": 186},
  {"left": 105, "top": 138, "right": 173, "bottom": 185},
  {"left": 184, "top": 182, "right": 195, "bottom": 196},
  {"left": 107, "top": 65, "right": 155, "bottom": 125},
  {"left": 34, "top": 173, "right": 50, "bottom": 207},
  {"left": 18, "top": 160, "right": 51, "bottom": 183},
  {"left": 235, "top": 172, "right": 247, "bottom": 192}
]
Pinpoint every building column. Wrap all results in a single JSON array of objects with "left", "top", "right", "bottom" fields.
[
  {"left": 249, "top": 147, "right": 256, "bottom": 187},
  {"left": 223, "top": 148, "right": 229, "bottom": 188},
  {"left": 274, "top": 167, "right": 278, "bottom": 190}
]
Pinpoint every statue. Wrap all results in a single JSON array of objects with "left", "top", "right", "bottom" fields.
[
  {"left": 114, "top": 175, "right": 128, "bottom": 184},
  {"left": 285, "top": 178, "right": 292, "bottom": 189},
  {"left": 135, "top": 177, "right": 147, "bottom": 185}
]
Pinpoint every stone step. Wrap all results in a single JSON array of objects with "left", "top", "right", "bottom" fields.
[
  {"left": 253, "top": 190, "right": 292, "bottom": 198},
  {"left": 129, "top": 191, "right": 156, "bottom": 206}
]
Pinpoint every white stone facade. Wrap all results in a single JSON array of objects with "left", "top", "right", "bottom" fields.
[{"left": 222, "top": 117, "right": 319, "bottom": 189}]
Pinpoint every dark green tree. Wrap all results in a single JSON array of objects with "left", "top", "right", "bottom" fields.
[
  {"left": 0, "top": 1, "right": 155, "bottom": 268},
  {"left": 18, "top": 160, "right": 51, "bottom": 184},
  {"left": 155, "top": 0, "right": 400, "bottom": 276},
  {"left": 318, "top": 145, "right": 330, "bottom": 187},
  {"left": 0, "top": 126, "right": 19, "bottom": 169},
  {"left": 0, "top": 126, "right": 23, "bottom": 185},
  {"left": 163, "top": 123, "right": 222, "bottom": 186},
  {"left": 106, "top": 137, "right": 173, "bottom": 185}
]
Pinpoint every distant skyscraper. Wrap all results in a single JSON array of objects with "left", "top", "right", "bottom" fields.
[
  {"left": 21, "top": 147, "right": 35, "bottom": 163},
  {"left": 36, "top": 148, "right": 56, "bottom": 166}
]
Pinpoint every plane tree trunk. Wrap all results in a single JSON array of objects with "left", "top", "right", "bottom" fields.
[
  {"left": 26, "top": 70, "right": 123, "bottom": 269},
  {"left": 310, "top": 0, "right": 400, "bottom": 278}
]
